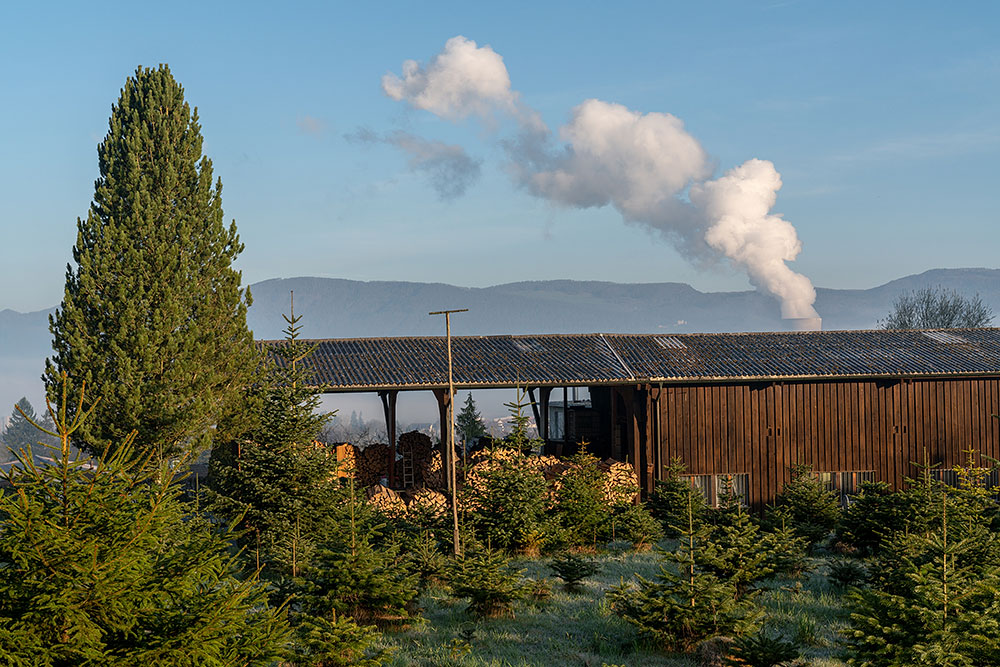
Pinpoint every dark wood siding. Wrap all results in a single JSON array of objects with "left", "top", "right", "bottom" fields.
[{"left": 655, "top": 377, "right": 1000, "bottom": 507}]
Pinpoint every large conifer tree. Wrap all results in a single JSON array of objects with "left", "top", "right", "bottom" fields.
[{"left": 46, "top": 65, "right": 255, "bottom": 459}]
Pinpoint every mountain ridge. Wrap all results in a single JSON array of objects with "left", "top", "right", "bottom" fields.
[{"left": 3, "top": 267, "right": 999, "bottom": 414}]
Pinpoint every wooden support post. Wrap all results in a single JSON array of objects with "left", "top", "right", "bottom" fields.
[
  {"left": 379, "top": 390, "right": 398, "bottom": 488},
  {"left": 650, "top": 384, "right": 662, "bottom": 485},
  {"left": 610, "top": 387, "right": 619, "bottom": 460},
  {"left": 429, "top": 307, "right": 465, "bottom": 556},
  {"left": 528, "top": 387, "right": 542, "bottom": 440},
  {"left": 643, "top": 385, "right": 655, "bottom": 494},
  {"left": 563, "top": 386, "right": 569, "bottom": 448},
  {"left": 630, "top": 387, "right": 642, "bottom": 500},
  {"left": 539, "top": 387, "right": 552, "bottom": 449},
  {"left": 432, "top": 387, "right": 451, "bottom": 493}
]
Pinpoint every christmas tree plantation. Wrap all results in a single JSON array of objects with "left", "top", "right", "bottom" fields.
[{"left": 0, "top": 377, "right": 287, "bottom": 664}]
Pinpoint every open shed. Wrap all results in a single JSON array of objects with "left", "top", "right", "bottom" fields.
[{"left": 261, "top": 328, "right": 1000, "bottom": 506}]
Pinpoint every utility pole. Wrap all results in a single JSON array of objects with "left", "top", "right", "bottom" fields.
[{"left": 430, "top": 308, "right": 467, "bottom": 556}]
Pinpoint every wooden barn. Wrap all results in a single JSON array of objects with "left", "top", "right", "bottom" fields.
[{"left": 265, "top": 328, "right": 1000, "bottom": 507}]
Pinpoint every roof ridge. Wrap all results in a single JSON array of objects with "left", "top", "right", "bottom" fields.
[{"left": 257, "top": 327, "right": 1000, "bottom": 345}]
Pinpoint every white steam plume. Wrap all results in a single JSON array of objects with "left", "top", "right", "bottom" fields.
[
  {"left": 517, "top": 99, "right": 712, "bottom": 254},
  {"left": 690, "top": 160, "right": 818, "bottom": 318},
  {"left": 381, "top": 37, "right": 818, "bottom": 319}
]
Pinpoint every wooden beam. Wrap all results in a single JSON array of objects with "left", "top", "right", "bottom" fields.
[
  {"left": 379, "top": 390, "right": 398, "bottom": 488},
  {"left": 527, "top": 387, "right": 542, "bottom": 440},
  {"left": 432, "top": 387, "right": 452, "bottom": 493},
  {"left": 563, "top": 386, "right": 570, "bottom": 449},
  {"left": 610, "top": 387, "right": 619, "bottom": 460},
  {"left": 630, "top": 388, "right": 641, "bottom": 496},
  {"left": 539, "top": 387, "right": 552, "bottom": 448},
  {"left": 643, "top": 385, "right": 654, "bottom": 494}
]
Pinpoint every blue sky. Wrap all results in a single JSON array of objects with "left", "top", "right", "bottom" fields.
[{"left": 2, "top": 0, "right": 999, "bottom": 313}]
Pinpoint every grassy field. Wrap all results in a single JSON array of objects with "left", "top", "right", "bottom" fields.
[{"left": 375, "top": 543, "right": 852, "bottom": 667}]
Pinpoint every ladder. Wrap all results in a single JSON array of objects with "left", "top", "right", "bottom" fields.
[{"left": 402, "top": 450, "right": 415, "bottom": 489}]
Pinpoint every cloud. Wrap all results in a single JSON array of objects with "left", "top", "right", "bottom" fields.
[
  {"left": 380, "top": 37, "right": 820, "bottom": 319},
  {"left": 348, "top": 128, "right": 482, "bottom": 200},
  {"left": 382, "top": 35, "right": 544, "bottom": 130},
  {"left": 382, "top": 36, "right": 517, "bottom": 120},
  {"left": 296, "top": 115, "right": 327, "bottom": 136}
]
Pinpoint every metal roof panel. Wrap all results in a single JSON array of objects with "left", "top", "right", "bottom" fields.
[{"left": 258, "top": 328, "right": 1000, "bottom": 391}]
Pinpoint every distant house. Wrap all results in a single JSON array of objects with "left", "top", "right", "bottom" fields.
[{"left": 261, "top": 328, "right": 1000, "bottom": 507}]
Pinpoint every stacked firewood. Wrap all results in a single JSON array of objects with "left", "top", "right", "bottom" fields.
[
  {"left": 538, "top": 455, "right": 568, "bottom": 480},
  {"left": 406, "top": 487, "right": 448, "bottom": 520},
  {"left": 332, "top": 443, "right": 357, "bottom": 480},
  {"left": 365, "top": 484, "right": 407, "bottom": 518},
  {"left": 355, "top": 443, "right": 390, "bottom": 486},
  {"left": 421, "top": 450, "right": 445, "bottom": 489},
  {"left": 397, "top": 430, "right": 432, "bottom": 487},
  {"left": 420, "top": 445, "right": 462, "bottom": 490},
  {"left": 602, "top": 460, "right": 640, "bottom": 505},
  {"left": 462, "top": 449, "right": 639, "bottom": 508}
]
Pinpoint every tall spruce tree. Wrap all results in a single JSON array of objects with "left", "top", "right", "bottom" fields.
[{"left": 45, "top": 64, "right": 255, "bottom": 460}]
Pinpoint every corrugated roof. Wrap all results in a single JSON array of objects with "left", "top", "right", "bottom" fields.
[{"left": 259, "top": 328, "right": 1000, "bottom": 392}]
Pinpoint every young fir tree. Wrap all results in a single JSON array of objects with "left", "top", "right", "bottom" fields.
[
  {"left": 549, "top": 553, "right": 601, "bottom": 592},
  {"left": 609, "top": 493, "right": 758, "bottom": 652},
  {"left": 456, "top": 392, "right": 487, "bottom": 450},
  {"left": 759, "top": 508, "right": 809, "bottom": 578},
  {"left": 463, "top": 389, "right": 549, "bottom": 554},
  {"left": 700, "top": 476, "right": 774, "bottom": 598},
  {"left": 554, "top": 444, "right": 613, "bottom": 549},
  {"left": 647, "top": 457, "right": 709, "bottom": 538},
  {"left": 208, "top": 294, "right": 335, "bottom": 574},
  {"left": 463, "top": 449, "right": 549, "bottom": 554},
  {"left": 765, "top": 463, "right": 841, "bottom": 547},
  {"left": 285, "top": 477, "right": 414, "bottom": 665},
  {"left": 501, "top": 387, "right": 542, "bottom": 453},
  {"left": 838, "top": 481, "right": 911, "bottom": 556},
  {"left": 0, "top": 376, "right": 288, "bottom": 664},
  {"left": 448, "top": 547, "right": 528, "bottom": 618},
  {"left": 45, "top": 64, "right": 255, "bottom": 460},
  {"left": 845, "top": 494, "right": 1000, "bottom": 666}
]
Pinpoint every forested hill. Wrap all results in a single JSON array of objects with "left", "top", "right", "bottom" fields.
[
  {"left": 4, "top": 268, "right": 1000, "bottom": 413},
  {"left": 244, "top": 268, "right": 1000, "bottom": 338}
]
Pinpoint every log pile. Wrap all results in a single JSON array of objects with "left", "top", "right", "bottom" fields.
[
  {"left": 421, "top": 450, "right": 445, "bottom": 489},
  {"left": 407, "top": 487, "right": 448, "bottom": 520},
  {"left": 365, "top": 484, "right": 407, "bottom": 518},
  {"left": 333, "top": 443, "right": 357, "bottom": 480},
  {"left": 397, "top": 431, "right": 433, "bottom": 487},
  {"left": 462, "top": 449, "right": 639, "bottom": 508},
  {"left": 421, "top": 445, "right": 461, "bottom": 490},
  {"left": 603, "top": 460, "right": 640, "bottom": 505},
  {"left": 355, "top": 443, "right": 390, "bottom": 486},
  {"left": 538, "top": 455, "right": 568, "bottom": 480},
  {"left": 346, "top": 437, "right": 638, "bottom": 514}
]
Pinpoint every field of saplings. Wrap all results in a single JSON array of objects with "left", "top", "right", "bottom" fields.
[{"left": 3, "top": 381, "right": 999, "bottom": 666}]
